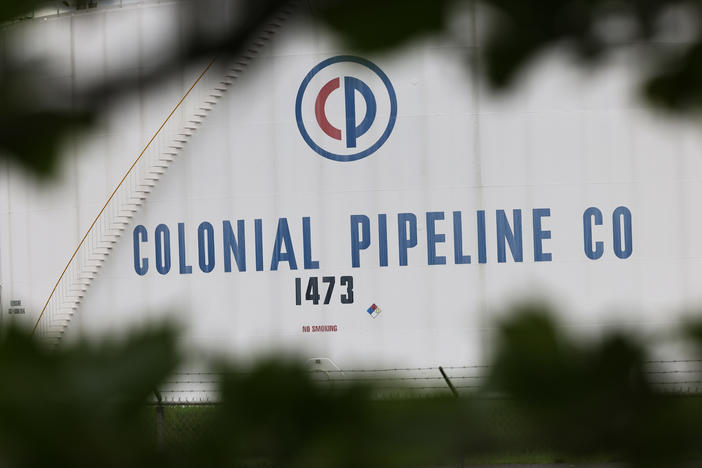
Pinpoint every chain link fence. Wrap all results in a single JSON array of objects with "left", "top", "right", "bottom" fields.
[
  {"left": 146, "top": 359, "right": 702, "bottom": 451},
  {"left": 149, "top": 401, "right": 215, "bottom": 450}
]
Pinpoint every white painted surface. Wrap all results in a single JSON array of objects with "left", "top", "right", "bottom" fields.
[{"left": 1, "top": 3, "right": 702, "bottom": 369}]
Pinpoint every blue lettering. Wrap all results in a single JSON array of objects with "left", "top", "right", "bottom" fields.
[
  {"left": 452, "top": 211, "right": 471, "bottom": 265},
  {"left": 133, "top": 225, "right": 148, "bottom": 275},
  {"left": 155, "top": 224, "right": 171, "bottom": 275},
  {"left": 398, "top": 213, "right": 418, "bottom": 266},
  {"left": 344, "top": 76, "right": 377, "bottom": 148},
  {"left": 477, "top": 210, "right": 487, "bottom": 264},
  {"left": 198, "top": 222, "right": 215, "bottom": 273},
  {"left": 426, "top": 212, "right": 447, "bottom": 265},
  {"left": 255, "top": 219, "right": 264, "bottom": 272},
  {"left": 613, "top": 206, "right": 633, "bottom": 259},
  {"left": 532, "top": 209, "right": 552, "bottom": 262},
  {"left": 178, "top": 222, "right": 192, "bottom": 274},
  {"left": 350, "top": 215, "right": 371, "bottom": 268},
  {"left": 378, "top": 214, "right": 388, "bottom": 267},
  {"left": 583, "top": 207, "right": 604, "bottom": 260},
  {"left": 271, "top": 218, "right": 298, "bottom": 271},
  {"left": 302, "top": 217, "right": 319, "bottom": 270},
  {"left": 223, "top": 220, "right": 246, "bottom": 272},
  {"left": 496, "top": 209, "right": 523, "bottom": 263}
]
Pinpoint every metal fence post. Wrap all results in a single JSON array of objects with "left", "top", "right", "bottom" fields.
[
  {"left": 154, "top": 390, "right": 164, "bottom": 449},
  {"left": 439, "top": 367, "right": 463, "bottom": 468},
  {"left": 439, "top": 366, "right": 458, "bottom": 398}
]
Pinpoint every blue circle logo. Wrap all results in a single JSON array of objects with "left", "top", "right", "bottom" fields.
[{"left": 295, "top": 56, "right": 398, "bottom": 162}]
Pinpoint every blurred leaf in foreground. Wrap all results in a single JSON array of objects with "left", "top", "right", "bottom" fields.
[
  {"left": 8, "top": 0, "right": 702, "bottom": 177},
  {"left": 0, "top": 324, "right": 178, "bottom": 468},
  {"left": 312, "top": 0, "right": 455, "bottom": 52},
  {"left": 4, "top": 306, "right": 702, "bottom": 466},
  {"left": 488, "top": 303, "right": 702, "bottom": 467}
]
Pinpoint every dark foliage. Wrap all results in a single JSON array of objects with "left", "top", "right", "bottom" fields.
[
  {"left": 2, "top": 305, "right": 702, "bottom": 466},
  {"left": 4, "top": 3, "right": 702, "bottom": 465},
  {"left": 4, "top": 1, "right": 702, "bottom": 176}
]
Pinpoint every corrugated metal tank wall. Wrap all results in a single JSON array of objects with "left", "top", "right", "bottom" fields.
[
  {"left": 0, "top": 1, "right": 213, "bottom": 328},
  {"left": 2, "top": 2, "right": 702, "bottom": 368}
]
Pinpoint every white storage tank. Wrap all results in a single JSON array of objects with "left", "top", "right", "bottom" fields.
[{"left": 1, "top": 0, "right": 701, "bottom": 372}]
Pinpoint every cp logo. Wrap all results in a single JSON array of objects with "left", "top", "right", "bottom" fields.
[{"left": 295, "top": 56, "right": 398, "bottom": 162}]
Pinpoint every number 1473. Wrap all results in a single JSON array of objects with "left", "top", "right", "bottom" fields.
[{"left": 295, "top": 276, "right": 354, "bottom": 305}]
